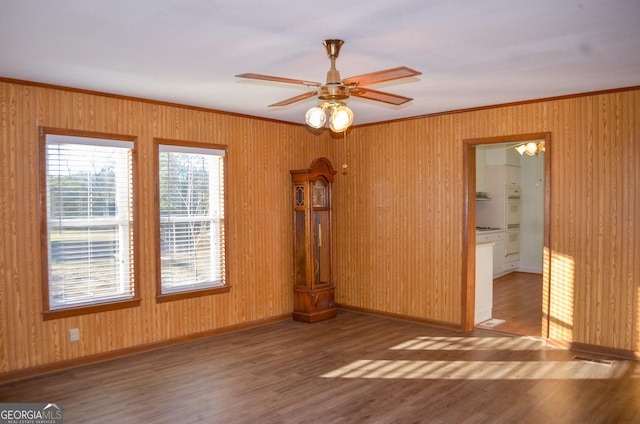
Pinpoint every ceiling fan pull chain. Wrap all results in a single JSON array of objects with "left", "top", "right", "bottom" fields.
[{"left": 342, "top": 130, "right": 349, "bottom": 175}]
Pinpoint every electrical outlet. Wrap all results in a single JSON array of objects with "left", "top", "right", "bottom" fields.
[{"left": 69, "top": 328, "right": 80, "bottom": 343}]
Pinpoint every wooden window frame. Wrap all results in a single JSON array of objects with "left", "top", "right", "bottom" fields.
[
  {"left": 39, "top": 127, "right": 141, "bottom": 320},
  {"left": 153, "top": 138, "right": 230, "bottom": 303}
]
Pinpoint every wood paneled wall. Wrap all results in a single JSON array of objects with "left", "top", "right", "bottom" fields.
[
  {"left": 0, "top": 80, "right": 331, "bottom": 376},
  {"left": 329, "top": 89, "right": 640, "bottom": 355},
  {"left": 1, "top": 79, "right": 639, "bottom": 378}
]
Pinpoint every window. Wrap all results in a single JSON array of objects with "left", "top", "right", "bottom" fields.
[
  {"left": 155, "top": 140, "right": 228, "bottom": 301},
  {"left": 40, "top": 128, "right": 139, "bottom": 319}
]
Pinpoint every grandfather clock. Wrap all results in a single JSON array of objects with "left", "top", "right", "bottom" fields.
[{"left": 291, "top": 157, "right": 336, "bottom": 323}]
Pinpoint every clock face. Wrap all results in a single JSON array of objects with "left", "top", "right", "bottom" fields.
[{"left": 313, "top": 180, "right": 327, "bottom": 207}]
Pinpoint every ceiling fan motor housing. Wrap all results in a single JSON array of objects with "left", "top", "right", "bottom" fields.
[
  {"left": 319, "top": 39, "right": 350, "bottom": 101},
  {"left": 318, "top": 84, "right": 350, "bottom": 101}
]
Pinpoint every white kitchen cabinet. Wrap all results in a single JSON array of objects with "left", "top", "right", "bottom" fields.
[
  {"left": 504, "top": 254, "right": 519, "bottom": 272},
  {"left": 485, "top": 146, "right": 521, "bottom": 167},
  {"left": 476, "top": 230, "right": 505, "bottom": 276},
  {"left": 503, "top": 229, "right": 521, "bottom": 272},
  {"left": 475, "top": 242, "right": 494, "bottom": 324},
  {"left": 505, "top": 165, "right": 521, "bottom": 186},
  {"left": 493, "top": 238, "right": 506, "bottom": 274},
  {"left": 476, "top": 230, "right": 504, "bottom": 244}
]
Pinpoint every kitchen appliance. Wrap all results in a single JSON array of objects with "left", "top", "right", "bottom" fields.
[
  {"left": 506, "top": 201, "right": 521, "bottom": 229},
  {"left": 506, "top": 229, "right": 520, "bottom": 255},
  {"left": 506, "top": 187, "right": 521, "bottom": 229}
]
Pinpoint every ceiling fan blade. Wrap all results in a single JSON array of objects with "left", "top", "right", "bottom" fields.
[
  {"left": 236, "top": 73, "right": 321, "bottom": 87},
  {"left": 505, "top": 142, "right": 526, "bottom": 149},
  {"left": 343, "top": 66, "right": 422, "bottom": 87},
  {"left": 350, "top": 87, "right": 413, "bottom": 106},
  {"left": 268, "top": 90, "right": 318, "bottom": 107}
]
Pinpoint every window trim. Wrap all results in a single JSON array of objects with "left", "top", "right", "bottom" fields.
[
  {"left": 39, "top": 127, "right": 141, "bottom": 320},
  {"left": 153, "top": 138, "right": 230, "bottom": 303}
]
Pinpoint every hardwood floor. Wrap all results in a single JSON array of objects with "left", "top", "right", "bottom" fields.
[
  {"left": 477, "top": 272, "right": 543, "bottom": 336},
  {"left": 1, "top": 310, "right": 638, "bottom": 423}
]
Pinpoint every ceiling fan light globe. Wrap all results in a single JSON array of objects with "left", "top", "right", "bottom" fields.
[
  {"left": 305, "top": 107, "right": 326, "bottom": 129},
  {"left": 329, "top": 105, "right": 354, "bottom": 132},
  {"left": 525, "top": 142, "right": 538, "bottom": 156},
  {"left": 515, "top": 145, "right": 527, "bottom": 155}
]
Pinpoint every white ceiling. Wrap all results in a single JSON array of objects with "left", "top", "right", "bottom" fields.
[{"left": 1, "top": 0, "right": 639, "bottom": 127}]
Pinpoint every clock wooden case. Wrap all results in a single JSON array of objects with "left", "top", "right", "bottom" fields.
[{"left": 290, "top": 157, "right": 336, "bottom": 323}]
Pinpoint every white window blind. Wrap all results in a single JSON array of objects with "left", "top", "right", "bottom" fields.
[
  {"left": 45, "top": 134, "right": 135, "bottom": 309},
  {"left": 158, "top": 144, "right": 225, "bottom": 293}
]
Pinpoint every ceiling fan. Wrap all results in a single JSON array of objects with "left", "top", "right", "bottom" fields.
[{"left": 235, "top": 39, "right": 421, "bottom": 131}]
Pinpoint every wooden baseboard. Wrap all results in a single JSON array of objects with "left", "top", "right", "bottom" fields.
[
  {"left": 0, "top": 313, "right": 291, "bottom": 384},
  {"left": 337, "top": 304, "right": 461, "bottom": 331},
  {"left": 546, "top": 338, "right": 640, "bottom": 361}
]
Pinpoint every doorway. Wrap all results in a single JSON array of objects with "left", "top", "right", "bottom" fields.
[
  {"left": 462, "top": 132, "right": 551, "bottom": 338},
  {"left": 485, "top": 271, "right": 543, "bottom": 336}
]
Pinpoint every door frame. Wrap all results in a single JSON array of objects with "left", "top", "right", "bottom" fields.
[{"left": 461, "top": 132, "right": 552, "bottom": 336}]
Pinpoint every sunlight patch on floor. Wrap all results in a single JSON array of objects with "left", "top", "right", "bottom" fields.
[
  {"left": 389, "top": 336, "right": 541, "bottom": 351},
  {"left": 321, "top": 359, "right": 632, "bottom": 380}
]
